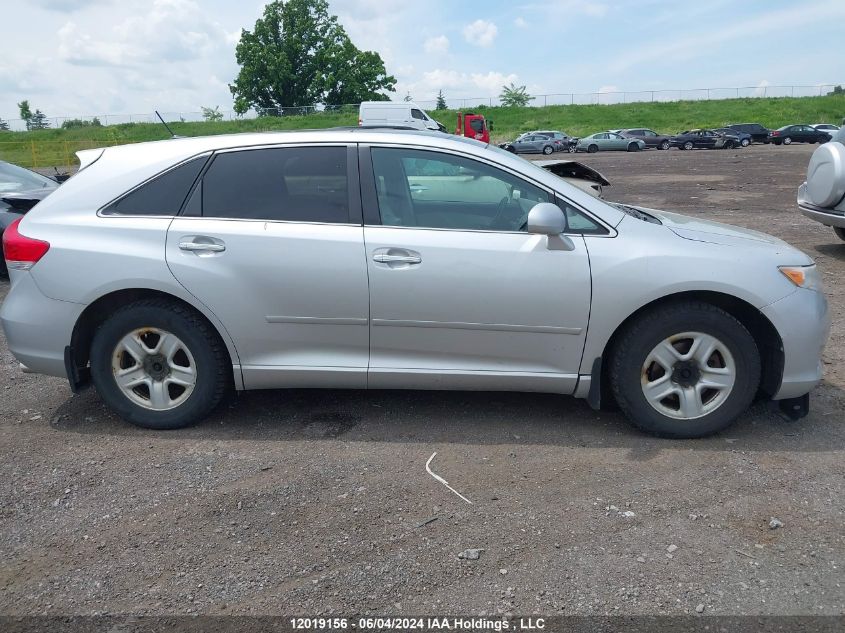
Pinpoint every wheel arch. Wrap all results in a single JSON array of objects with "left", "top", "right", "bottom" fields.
[
  {"left": 69, "top": 288, "right": 242, "bottom": 391},
  {"left": 592, "top": 290, "right": 784, "bottom": 408}
]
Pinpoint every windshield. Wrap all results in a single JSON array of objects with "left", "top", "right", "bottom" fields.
[{"left": 0, "top": 162, "right": 56, "bottom": 193}]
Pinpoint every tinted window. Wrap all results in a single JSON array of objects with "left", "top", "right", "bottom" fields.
[
  {"left": 411, "top": 109, "right": 426, "bottom": 120},
  {"left": 105, "top": 155, "right": 207, "bottom": 216},
  {"left": 469, "top": 119, "right": 484, "bottom": 133},
  {"left": 201, "top": 147, "right": 348, "bottom": 223},
  {"left": 370, "top": 147, "right": 550, "bottom": 231}
]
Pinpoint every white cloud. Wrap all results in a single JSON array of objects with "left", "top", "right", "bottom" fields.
[
  {"left": 598, "top": 85, "right": 618, "bottom": 94},
  {"left": 407, "top": 68, "right": 518, "bottom": 98},
  {"left": 33, "top": 0, "right": 111, "bottom": 12},
  {"left": 463, "top": 19, "right": 498, "bottom": 47},
  {"left": 423, "top": 35, "right": 449, "bottom": 54},
  {"left": 58, "top": 0, "right": 230, "bottom": 67},
  {"left": 514, "top": 17, "right": 528, "bottom": 28}
]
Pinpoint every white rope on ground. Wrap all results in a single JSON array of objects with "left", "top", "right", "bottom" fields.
[{"left": 425, "top": 451, "right": 472, "bottom": 505}]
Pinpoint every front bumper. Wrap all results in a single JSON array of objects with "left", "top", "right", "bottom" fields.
[
  {"left": 0, "top": 272, "right": 84, "bottom": 378},
  {"left": 761, "top": 287, "right": 830, "bottom": 400}
]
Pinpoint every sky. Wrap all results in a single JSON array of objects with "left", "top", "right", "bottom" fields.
[{"left": 2, "top": 0, "right": 844, "bottom": 123}]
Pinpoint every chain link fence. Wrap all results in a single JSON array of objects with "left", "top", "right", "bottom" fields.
[{"left": 1, "top": 84, "right": 840, "bottom": 132}]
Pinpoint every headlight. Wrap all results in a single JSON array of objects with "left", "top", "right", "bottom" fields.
[{"left": 779, "top": 264, "right": 823, "bottom": 291}]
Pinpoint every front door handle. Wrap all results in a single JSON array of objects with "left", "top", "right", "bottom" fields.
[
  {"left": 373, "top": 253, "right": 421, "bottom": 264},
  {"left": 372, "top": 248, "right": 422, "bottom": 268}
]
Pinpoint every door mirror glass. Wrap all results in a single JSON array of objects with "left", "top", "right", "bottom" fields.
[{"left": 526, "top": 202, "right": 566, "bottom": 235}]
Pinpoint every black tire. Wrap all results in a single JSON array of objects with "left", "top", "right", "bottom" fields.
[
  {"left": 90, "top": 299, "right": 230, "bottom": 429},
  {"left": 682, "top": 141, "right": 694, "bottom": 151},
  {"left": 567, "top": 145, "right": 577, "bottom": 153},
  {"left": 659, "top": 140, "right": 670, "bottom": 150},
  {"left": 542, "top": 145, "right": 554, "bottom": 155},
  {"left": 783, "top": 136, "right": 792, "bottom": 145},
  {"left": 609, "top": 301, "right": 760, "bottom": 438},
  {"left": 834, "top": 227, "right": 845, "bottom": 241},
  {"left": 740, "top": 138, "right": 750, "bottom": 147},
  {"left": 627, "top": 142, "right": 640, "bottom": 152},
  {"left": 587, "top": 144, "right": 599, "bottom": 153}
]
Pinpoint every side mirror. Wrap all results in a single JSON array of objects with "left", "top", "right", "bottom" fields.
[{"left": 526, "top": 202, "right": 566, "bottom": 235}]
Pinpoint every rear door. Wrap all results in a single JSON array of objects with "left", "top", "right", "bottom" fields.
[
  {"left": 165, "top": 144, "right": 369, "bottom": 389},
  {"left": 360, "top": 145, "right": 594, "bottom": 392}
]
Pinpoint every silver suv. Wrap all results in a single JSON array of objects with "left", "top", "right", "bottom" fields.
[{"left": 0, "top": 129, "right": 829, "bottom": 437}]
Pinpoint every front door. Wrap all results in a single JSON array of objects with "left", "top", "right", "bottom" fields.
[
  {"left": 165, "top": 145, "right": 369, "bottom": 389},
  {"left": 360, "top": 146, "right": 593, "bottom": 393}
]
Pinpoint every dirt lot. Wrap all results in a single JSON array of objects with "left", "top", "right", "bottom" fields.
[{"left": 0, "top": 144, "right": 843, "bottom": 619}]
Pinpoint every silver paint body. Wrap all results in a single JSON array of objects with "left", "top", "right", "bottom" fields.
[{"left": 0, "top": 129, "right": 829, "bottom": 402}]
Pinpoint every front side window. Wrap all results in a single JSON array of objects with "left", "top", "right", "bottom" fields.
[
  {"left": 200, "top": 147, "right": 348, "bottom": 223},
  {"left": 411, "top": 109, "right": 426, "bottom": 120},
  {"left": 104, "top": 155, "right": 208, "bottom": 216},
  {"left": 370, "top": 147, "right": 551, "bottom": 231},
  {"left": 469, "top": 119, "right": 484, "bottom": 133}
]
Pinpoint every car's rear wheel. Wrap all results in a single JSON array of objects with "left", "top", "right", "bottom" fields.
[
  {"left": 568, "top": 145, "right": 577, "bottom": 153},
  {"left": 783, "top": 136, "right": 792, "bottom": 145},
  {"left": 90, "top": 299, "right": 229, "bottom": 429},
  {"left": 609, "top": 301, "right": 760, "bottom": 438},
  {"left": 659, "top": 140, "right": 670, "bottom": 150},
  {"left": 587, "top": 144, "right": 599, "bottom": 153},
  {"left": 543, "top": 145, "right": 554, "bottom": 155},
  {"left": 683, "top": 141, "right": 694, "bottom": 150},
  {"left": 627, "top": 142, "right": 640, "bottom": 152},
  {"left": 740, "top": 138, "right": 750, "bottom": 147},
  {"left": 834, "top": 227, "right": 845, "bottom": 241}
]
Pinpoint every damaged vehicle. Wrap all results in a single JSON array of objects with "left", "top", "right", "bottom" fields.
[
  {"left": 0, "top": 160, "right": 60, "bottom": 277},
  {"left": 534, "top": 159, "right": 611, "bottom": 197},
  {"left": 1, "top": 129, "right": 828, "bottom": 438},
  {"left": 671, "top": 129, "right": 740, "bottom": 150}
]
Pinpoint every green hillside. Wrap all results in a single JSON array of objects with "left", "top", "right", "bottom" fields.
[{"left": 2, "top": 95, "right": 843, "bottom": 169}]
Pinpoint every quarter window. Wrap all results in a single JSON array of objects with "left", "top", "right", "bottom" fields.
[
  {"left": 104, "top": 155, "right": 208, "bottom": 216},
  {"left": 370, "top": 148, "right": 551, "bottom": 231},
  {"left": 200, "top": 147, "right": 349, "bottom": 223}
]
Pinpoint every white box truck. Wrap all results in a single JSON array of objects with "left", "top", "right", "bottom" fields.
[{"left": 358, "top": 101, "right": 444, "bottom": 131}]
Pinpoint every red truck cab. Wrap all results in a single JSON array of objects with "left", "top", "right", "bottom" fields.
[{"left": 456, "top": 112, "right": 491, "bottom": 143}]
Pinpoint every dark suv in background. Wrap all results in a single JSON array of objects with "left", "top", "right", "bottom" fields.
[{"left": 725, "top": 123, "right": 770, "bottom": 144}]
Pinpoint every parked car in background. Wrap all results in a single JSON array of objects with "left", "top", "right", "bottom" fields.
[
  {"left": 499, "top": 134, "right": 558, "bottom": 155},
  {"left": 534, "top": 159, "right": 611, "bottom": 197},
  {"left": 0, "top": 161, "right": 60, "bottom": 277},
  {"left": 531, "top": 130, "right": 574, "bottom": 152},
  {"left": 725, "top": 123, "right": 770, "bottom": 144},
  {"left": 1, "top": 128, "right": 827, "bottom": 438},
  {"left": 575, "top": 132, "right": 646, "bottom": 153},
  {"left": 671, "top": 129, "right": 740, "bottom": 150},
  {"left": 715, "top": 128, "right": 751, "bottom": 147},
  {"left": 769, "top": 125, "right": 831, "bottom": 145},
  {"left": 617, "top": 128, "right": 673, "bottom": 150},
  {"left": 798, "top": 126, "right": 845, "bottom": 241},
  {"left": 811, "top": 123, "right": 840, "bottom": 133}
]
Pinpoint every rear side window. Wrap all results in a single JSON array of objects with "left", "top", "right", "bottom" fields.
[
  {"left": 200, "top": 147, "right": 349, "bottom": 223},
  {"left": 104, "top": 155, "right": 207, "bottom": 216}
]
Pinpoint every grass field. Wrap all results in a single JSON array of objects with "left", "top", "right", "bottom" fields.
[{"left": 2, "top": 94, "right": 843, "bottom": 168}]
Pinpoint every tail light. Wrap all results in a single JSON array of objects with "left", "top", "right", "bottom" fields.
[
  {"left": 771, "top": 130, "right": 780, "bottom": 136},
  {"left": 2, "top": 218, "right": 50, "bottom": 270},
  {"left": 358, "top": 118, "right": 363, "bottom": 126}
]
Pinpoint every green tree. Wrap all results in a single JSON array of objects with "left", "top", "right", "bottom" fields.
[
  {"left": 499, "top": 83, "right": 534, "bottom": 108},
  {"left": 828, "top": 85, "right": 843, "bottom": 95},
  {"left": 29, "top": 109, "right": 50, "bottom": 130},
  {"left": 435, "top": 89, "right": 447, "bottom": 110},
  {"left": 230, "top": 0, "right": 395, "bottom": 114},
  {"left": 201, "top": 105, "right": 224, "bottom": 121},
  {"left": 18, "top": 100, "right": 33, "bottom": 128}
]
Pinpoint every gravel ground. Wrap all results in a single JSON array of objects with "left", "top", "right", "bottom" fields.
[{"left": 0, "top": 144, "right": 843, "bottom": 618}]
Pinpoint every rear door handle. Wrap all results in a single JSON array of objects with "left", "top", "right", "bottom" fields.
[{"left": 178, "top": 236, "right": 226, "bottom": 254}]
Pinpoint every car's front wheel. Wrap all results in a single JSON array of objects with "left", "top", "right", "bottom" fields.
[
  {"left": 609, "top": 302, "right": 760, "bottom": 438},
  {"left": 90, "top": 299, "right": 230, "bottom": 429},
  {"left": 542, "top": 145, "right": 554, "bottom": 155},
  {"left": 568, "top": 145, "right": 577, "bottom": 153},
  {"left": 834, "top": 227, "right": 845, "bottom": 241},
  {"left": 740, "top": 138, "right": 750, "bottom": 147},
  {"left": 682, "top": 141, "right": 694, "bottom": 150},
  {"left": 587, "top": 144, "right": 599, "bottom": 153},
  {"left": 627, "top": 142, "right": 640, "bottom": 152},
  {"left": 659, "top": 140, "right": 670, "bottom": 150}
]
